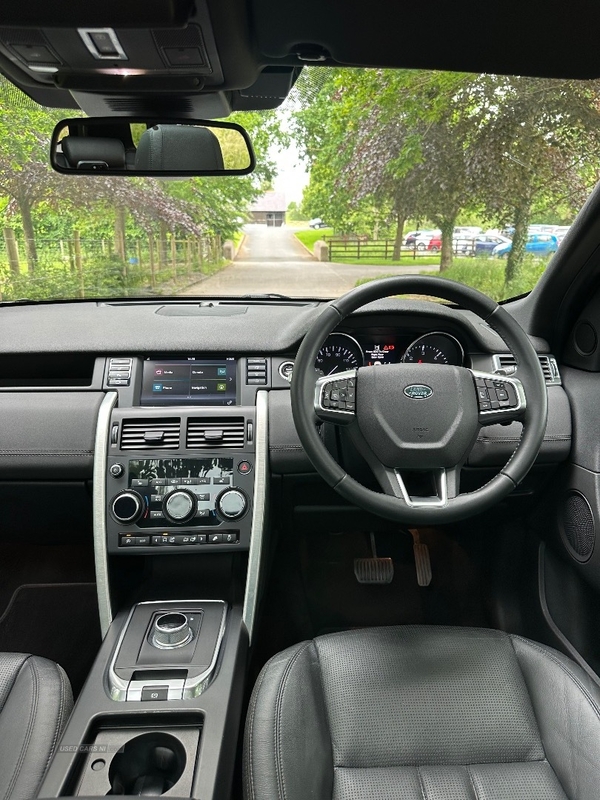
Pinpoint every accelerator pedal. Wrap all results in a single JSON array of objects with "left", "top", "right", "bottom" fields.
[
  {"left": 354, "top": 532, "right": 394, "bottom": 584},
  {"left": 409, "top": 529, "right": 432, "bottom": 587}
]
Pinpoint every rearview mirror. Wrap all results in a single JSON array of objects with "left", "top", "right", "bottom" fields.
[{"left": 50, "top": 117, "right": 255, "bottom": 177}]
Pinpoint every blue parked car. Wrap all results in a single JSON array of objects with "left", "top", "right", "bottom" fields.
[
  {"left": 492, "top": 233, "right": 558, "bottom": 257},
  {"left": 473, "top": 234, "right": 512, "bottom": 256}
]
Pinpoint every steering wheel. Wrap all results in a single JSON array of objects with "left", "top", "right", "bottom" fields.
[{"left": 291, "top": 276, "right": 548, "bottom": 524}]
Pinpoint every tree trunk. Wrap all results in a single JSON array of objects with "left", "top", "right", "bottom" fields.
[
  {"left": 3, "top": 228, "right": 20, "bottom": 276},
  {"left": 393, "top": 210, "right": 407, "bottom": 260},
  {"left": 20, "top": 199, "right": 38, "bottom": 274},
  {"left": 439, "top": 218, "right": 456, "bottom": 272},
  {"left": 114, "top": 207, "right": 127, "bottom": 261},
  {"left": 159, "top": 221, "right": 168, "bottom": 267},
  {"left": 505, "top": 202, "right": 530, "bottom": 285}
]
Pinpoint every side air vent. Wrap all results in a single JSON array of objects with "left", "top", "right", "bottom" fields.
[
  {"left": 187, "top": 417, "right": 245, "bottom": 449},
  {"left": 492, "top": 354, "right": 561, "bottom": 385},
  {"left": 120, "top": 418, "right": 180, "bottom": 450}
]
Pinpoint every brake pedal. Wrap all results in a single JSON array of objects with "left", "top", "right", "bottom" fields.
[
  {"left": 409, "top": 529, "right": 432, "bottom": 587},
  {"left": 354, "top": 532, "right": 394, "bottom": 584}
]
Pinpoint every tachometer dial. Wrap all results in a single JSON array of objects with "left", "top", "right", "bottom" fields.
[
  {"left": 402, "top": 333, "right": 464, "bottom": 366},
  {"left": 315, "top": 333, "right": 364, "bottom": 376}
]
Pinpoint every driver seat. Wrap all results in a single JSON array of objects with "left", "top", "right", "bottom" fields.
[{"left": 244, "top": 626, "right": 600, "bottom": 799}]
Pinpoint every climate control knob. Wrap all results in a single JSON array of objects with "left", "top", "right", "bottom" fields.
[
  {"left": 111, "top": 491, "right": 144, "bottom": 524},
  {"left": 163, "top": 490, "right": 197, "bottom": 524},
  {"left": 216, "top": 489, "right": 248, "bottom": 520}
]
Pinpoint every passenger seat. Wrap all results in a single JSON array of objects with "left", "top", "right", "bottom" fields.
[{"left": 0, "top": 653, "right": 73, "bottom": 800}]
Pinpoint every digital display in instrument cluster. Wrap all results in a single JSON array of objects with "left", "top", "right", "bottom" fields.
[{"left": 363, "top": 341, "right": 400, "bottom": 366}]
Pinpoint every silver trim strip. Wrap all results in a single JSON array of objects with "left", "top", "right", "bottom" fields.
[
  {"left": 93, "top": 391, "right": 118, "bottom": 638},
  {"left": 395, "top": 468, "right": 448, "bottom": 508},
  {"left": 78, "top": 28, "right": 128, "bottom": 60},
  {"left": 107, "top": 600, "right": 227, "bottom": 702},
  {"left": 242, "top": 390, "right": 268, "bottom": 644}
]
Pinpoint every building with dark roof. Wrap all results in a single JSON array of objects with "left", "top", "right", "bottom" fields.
[{"left": 249, "top": 191, "right": 286, "bottom": 226}]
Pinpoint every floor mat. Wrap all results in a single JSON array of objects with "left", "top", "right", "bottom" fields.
[{"left": 0, "top": 583, "right": 100, "bottom": 696}]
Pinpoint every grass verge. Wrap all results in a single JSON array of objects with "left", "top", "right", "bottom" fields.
[{"left": 355, "top": 256, "right": 550, "bottom": 301}]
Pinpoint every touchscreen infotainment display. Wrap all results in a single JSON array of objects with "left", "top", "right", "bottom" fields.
[{"left": 141, "top": 357, "right": 237, "bottom": 406}]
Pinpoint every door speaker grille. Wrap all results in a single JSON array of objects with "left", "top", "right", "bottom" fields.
[{"left": 560, "top": 491, "right": 595, "bottom": 561}]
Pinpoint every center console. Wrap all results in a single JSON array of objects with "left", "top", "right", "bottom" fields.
[{"left": 37, "top": 353, "right": 269, "bottom": 800}]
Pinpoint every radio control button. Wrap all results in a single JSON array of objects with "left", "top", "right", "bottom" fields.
[{"left": 110, "top": 463, "right": 125, "bottom": 478}]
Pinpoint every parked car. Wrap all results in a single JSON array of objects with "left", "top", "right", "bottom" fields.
[
  {"left": 493, "top": 233, "right": 558, "bottom": 257},
  {"left": 405, "top": 229, "right": 441, "bottom": 250},
  {"left": 427, "top": 234, "right": 477, "bottom": 254},
  {"left": 472, "top": 233, "right": 512, "bottom": 256},
  {"left": 309, "top": 218, "right": 329, "bottom": 228}
]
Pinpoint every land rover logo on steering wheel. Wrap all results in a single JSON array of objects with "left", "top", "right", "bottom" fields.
[{"left": 403, "top": 384, "right": 434, "bottom": 399}]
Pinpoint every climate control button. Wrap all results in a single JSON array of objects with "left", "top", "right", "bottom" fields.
[
  {"left": 111, "top": 491, "right": 144, "bottom": 524},
  {"left": 216, "top": 489, "right": 248, "bottom": 520},
  {"left": 163, "top": 490, "right": 197, "bottom": 524}
]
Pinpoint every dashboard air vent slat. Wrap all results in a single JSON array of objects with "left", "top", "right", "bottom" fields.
[
  {"left": 492, "top": 354, "right": 561, "bottom": 385},
  {"left": 120, "top": 418, "right": 180, "bottom": 450},
  {"left": 187, "top": 417, "right": 245, "bottom": 449}
]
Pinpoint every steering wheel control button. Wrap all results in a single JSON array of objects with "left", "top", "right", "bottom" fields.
[
  {"left": 473, "top": 371, "right": 524, "bottom": 424},
  {"left": 217, "top": 489, "right": 248, "bottom": 520},
  {"left": 112, "top": 491, "right": 144, "bottom": 524},
  {"left": 315, "top": 369, "right": 357, "bottom": 423},
  {"left": 163, "top": 490, "right": 196, "bottom": 524}
]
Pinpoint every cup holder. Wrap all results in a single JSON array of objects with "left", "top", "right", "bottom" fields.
[{"left": 107, "top": 732, "right": 186, "bottom": 796}]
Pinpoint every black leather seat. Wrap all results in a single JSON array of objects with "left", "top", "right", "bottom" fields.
[
  {"left": 0, "top": 653, "right": 73, "bottom": 800},
  {"left": 244, "top": 626, "right": 600, "bottom": 799}
]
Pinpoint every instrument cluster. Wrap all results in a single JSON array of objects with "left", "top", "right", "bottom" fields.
[{"left": 314, "top": 330, "right": 465, "bottom": 376}]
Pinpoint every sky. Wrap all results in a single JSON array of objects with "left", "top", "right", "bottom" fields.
[{"left": 269, "top": 109, "right": 309, "bottom": 206}]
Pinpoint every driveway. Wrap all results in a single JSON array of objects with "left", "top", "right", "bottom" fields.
[{"left": 178, "top": 225, "right": 439, "bottom": 297}]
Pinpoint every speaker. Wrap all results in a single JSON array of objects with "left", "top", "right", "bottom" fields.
[
  {"left": 560, "top": 491, "right": 595, "bottom": 562},
  {"left": 574, "top": 320, "right": 597, "bottom": 356}
]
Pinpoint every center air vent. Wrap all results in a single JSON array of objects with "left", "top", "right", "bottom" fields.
[
  {"left": 492, "top": 354, "right": 561, "bottom": 385},
  {"left": 187, "top": 417, "right": 245, "bottom": 449},
  {"left": 120, "top": 418, "right": 180, "bottom": 450}
]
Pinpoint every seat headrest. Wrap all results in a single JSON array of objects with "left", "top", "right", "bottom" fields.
[
  {"left": 134, "top": 125, "right": 225, "bottom": 171},
  {"left": 61, "top": 136, "right": 126, "bottom": 169}
]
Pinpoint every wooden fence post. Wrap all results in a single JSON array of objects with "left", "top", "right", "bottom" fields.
[
  {"left": 148, "top": 233, "right": 156, "bottom": 289},
  {"left": 186, "top": 238, "right": 192, "bottom": 277},
  {"left": 73, "top": 230, "right": 85, "bottom": 298},
  {"left": 3, "top": 228, "right": 20, "bottom": 276},
  {"left": 171, "top": 235, "right": 177, "bottom": 278}
]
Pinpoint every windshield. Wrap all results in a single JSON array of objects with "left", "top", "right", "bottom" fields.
[{"left": 1, "top": 69, "right": 598, "bottom": 304}]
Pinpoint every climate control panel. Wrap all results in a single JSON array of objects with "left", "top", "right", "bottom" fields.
[{"left": 106, "top": 455, "right": 254, "bottom": 554}]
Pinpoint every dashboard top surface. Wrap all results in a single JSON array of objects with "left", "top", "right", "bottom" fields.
[{"left": 0, "top": 298, "right": 550, "bottom": 356}]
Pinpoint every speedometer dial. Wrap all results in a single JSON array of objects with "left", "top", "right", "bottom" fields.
[
  {"left": 402, "top": 333, "right": 464, "bottom": 366},
  {"left": 315, "top": 333, "right": 364, "bottom": 376}
]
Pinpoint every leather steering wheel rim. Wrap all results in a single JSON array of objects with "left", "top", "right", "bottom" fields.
[{"left": 291, "top": 276, "right": 548, "bottom": 524}]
